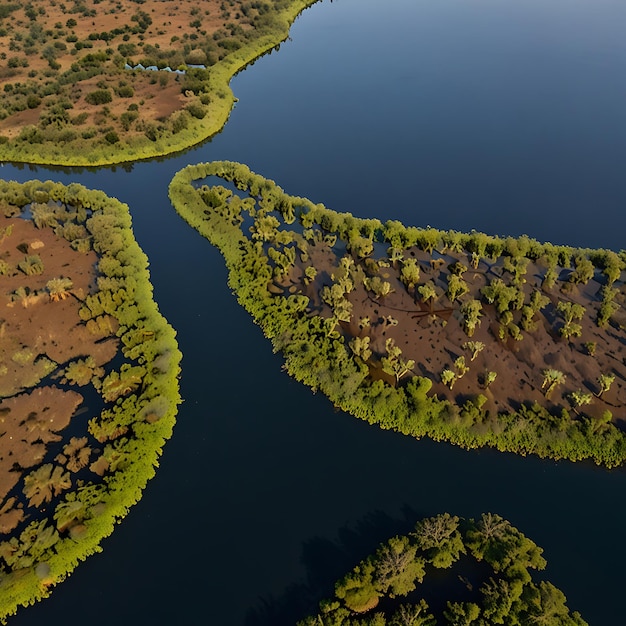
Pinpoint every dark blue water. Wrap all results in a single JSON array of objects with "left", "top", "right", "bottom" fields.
[{"left": 5, "top": 0, "right": 626, "bottom": 623}]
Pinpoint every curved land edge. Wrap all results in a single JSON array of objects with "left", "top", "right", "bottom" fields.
[
  {"left": 0, "top": 180, "right": 181, "bottom": 621},
  {"left": 170, "top": 161, "right": 626, "bottom": 468},
  {"left": 0, "top": 0, "right": 319, "bottom": 167},
  {"left": 297, "top": 512, "right": 586, "bottom": 625}
]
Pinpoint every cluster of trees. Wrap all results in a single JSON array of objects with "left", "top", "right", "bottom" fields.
[
  {"left": 0, "top": 0, "right": 322, "bottom": 166},
  {"left": 169, "top": 161, "right": 626, "bottom": 468},
  {"left": 296, "top": 512, "right": 587, "bottom": 625},
  {"left": 0, "top": 180, "right": 181, "bottom": 621}
]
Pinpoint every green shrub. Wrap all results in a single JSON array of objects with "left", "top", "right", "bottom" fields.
[
  {"left": 26, "top": 94, "right": 41, "bottom": 109},
  {"left": 186, "top": 102, "right": 206, "bottom": 119},
  {"left": 117, "top": 85, "right": 134, "bottom": 98},
  {"left": 85, "top": 89, "right": 112, "bottom": 105},
  {"left": 104, "top": 131, "right": 119, "bottom": 144}
]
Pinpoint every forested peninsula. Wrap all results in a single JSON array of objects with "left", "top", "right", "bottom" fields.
[
  {"left": 0, "top": 0, "right": 318, "bottom": 166},
  {"left": 170, "top": 161, "right": 626, "bottom": 467},
  {"left": 0, "top": 180, "right": 181, "bottom": 621},
  {"left": 297, "top": 512, "right": 587, "bottom": 625}
]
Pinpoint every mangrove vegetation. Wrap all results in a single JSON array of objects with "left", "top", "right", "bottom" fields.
[
  {"left": 169, "top": 160, "right": 626, "bottom": 468},
  {"left": 0, "top": 179, "right": 181, "bottom": 620},
  {"left": 297, "top": 512, "right": 587, "bottom": 626}
]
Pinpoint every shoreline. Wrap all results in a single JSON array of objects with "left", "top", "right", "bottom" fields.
[
  {"left": 169, "top": 160, "right": 626, "bottom": 469},
  {"left": 0, "top": 0, "right": 320, "bottom": 168},
  {"left": 0, "top": 180, "right": 182, "bottom": 620}
]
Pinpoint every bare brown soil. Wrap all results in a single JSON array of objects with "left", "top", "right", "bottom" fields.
[
  {"left": 0, "top": 0, "right": 260, "bottom": 141},
  {"left": 0, "top": 215, "right": 117, "bottom": 533},
  {"left": 293, "top": 242, "right": 626, "bottom": 425}
]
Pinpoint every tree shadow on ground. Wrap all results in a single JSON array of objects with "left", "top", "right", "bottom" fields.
[{"left": 244, "top": 504, "right": 426, "bottom": 626}]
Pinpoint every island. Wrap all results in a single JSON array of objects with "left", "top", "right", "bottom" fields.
[
  {"left": 296, "top": 512, "right": 587, "bottom": 625},
  {"left": 0, "top": 179, "right": 181, "bottom": 620},
  {"left": 170, "top": 160, "right": 626, "bottom": 467},
  {"left": 0, "top": 0, "right": 318, "bottom": 166}
]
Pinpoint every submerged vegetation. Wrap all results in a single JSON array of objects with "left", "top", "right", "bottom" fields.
[
  {"left": 297, "top": 512, "right": 587, "bottom": 625},
  {"left": 0, "top": 180, "right": 181, "bottom": 620},
  {"left": 170, "top": 161, "right": 626, "bottom": 468},
  {"left": 0, "top": 0, "right": 319, "bottom": 166}
]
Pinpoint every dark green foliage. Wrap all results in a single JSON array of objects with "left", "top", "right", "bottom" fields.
[
  {"left": 104, "top": 130, "right": 119, "bottom": 144},
  {"left": 296, "top": 513, "right": 586, "bottom": 626},
  {"left": 116, "top": 85, "right": 134, "bottom": 98},
  {"left": 26, "top": 94, "right": 41, "bottom": 109},
  {"left": 84, "top": 89, "right": 112, "bottom": 105},
  {"left": 0, "top": 3, "right": 18, "bottom": 19},
  {"left": 185, "top": 101, "right": 207, "bottom": 119}
]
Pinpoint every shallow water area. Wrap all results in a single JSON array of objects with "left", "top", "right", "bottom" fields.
[{"left": 3, "top": 0, "right": 626, "bottom": 623}]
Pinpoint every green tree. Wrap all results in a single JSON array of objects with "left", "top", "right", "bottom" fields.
[
  {"left": 569, "top": 255, "right": 595, "bottom": 284},
  {"left": 481, "top": 279, "right": 522, "bottom": 315},
  {"left": 597, "top": 373, "right": 615, "bottom": 397},
  {"left": 389, "top": 601, "right": 435, "bottom": 626},
  {"left": 417, "top": 281, "right": 437, "bottom": 306},
  {"left": 335, "top": 560, "right": 379, "bottom": 613},
  {"left": 459, "top": 299, "right": 483, "bottom": 337},
  {"left": 568, "top": 389, "right": 593, "bottom": 413},
  {"left": 415, "top": 229, "right": 440, "bottom": 254},
  {"left": 250, "top": 214, "right": 280, "bottom": 241},
  {"left": 541, "top": 369, "right": 566, "bottom": 399},
  {"left": 400, "top": 258, "right": 420, "bottom": 290},
  {"left": 454, "top": 356, "right": 469, "bottom": 377},
  {"left": 365, "top": 276, "right": 394, "bottom": 299},
  {"left": 597, "top": 286, "right": 619, "bottom": 328},
  {"left": 100, "top": 365, "right": 144, "bottom": 403},
  {"left": 520, "top": 581, "right": 582, "bottom": 626},
  {"left": 373, "top": 536, "right": 425, "bottom": 597},
  {"left": 85, "top": 89, "right": 112, "bottom": 105},
  {"left": 349, "top": 336, "right": 372, "bottom": 362},
  {"left": 381, "top": 338, "right": 415, "bottom": 384},
  {"left": 441, "top": 368, "right": 457, "bottom": 389},
  {"left": 483, "top": 370, "right": 497, "bottom": 388},
  {"left": 414, "top": 513, "right": 465, "bottom": 568},
  {"left": 463, "top": 341, "right": 485, "bottom": 362},
  {"left": 443, "top": 601, "right": 480, "bottom": 625},
  {"left": 46, "top": 276, "right": 74, "bottom": 301},
  {"left": 481, "top": 578, "right": 516, "bottom": 625},
  {"left": 30, "top": 202, "right": 58, "bottom": 228},
  {"left": 53, "top": 498, "right": 86, "bottom": 533},
  {"left": 447, "top": 273, "right": 469, "bottom": 302}
]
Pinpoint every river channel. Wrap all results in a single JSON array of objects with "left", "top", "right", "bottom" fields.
[{"left": 6, "top": 0, "right": 626, "bottom": 623}]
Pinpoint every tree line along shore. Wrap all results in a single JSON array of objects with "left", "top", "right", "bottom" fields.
[
  {"left": 2, "top": 157, "right": 618, "bottom": 618},
  {"left": 169, "top": 160, "right": 626, "bottom": 468},
  {"left": 0, "top": 180, "right": 181, "bottom": 621}
]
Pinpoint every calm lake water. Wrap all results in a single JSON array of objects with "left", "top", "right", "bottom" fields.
[{"left": 6, "top": 0, "right": 626, "bottom": 623}]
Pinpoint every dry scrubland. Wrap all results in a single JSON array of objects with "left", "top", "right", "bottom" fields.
[{"left": 0, "top": 0, "right": 315, "bottom": 164}]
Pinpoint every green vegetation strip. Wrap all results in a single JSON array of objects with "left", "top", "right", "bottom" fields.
[
  {"left": 297, "top": 512, "right": 586, "bottom": 625},
  {"left": 169, "top": 161, "right": 626, "bottom": 468},
  {"left": 0, "top": 180, "right": 181, "bottom": 621}
]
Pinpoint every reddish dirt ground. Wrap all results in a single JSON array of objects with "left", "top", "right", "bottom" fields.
[
  {"left": 286, "top": 239, "right": 626, "bottom": 425},
  {"left": 0, "top": 214, "right": 118, "bottom": 533},
  {"left": 0, "top": 0, "right": 260, "bottom": 141}
]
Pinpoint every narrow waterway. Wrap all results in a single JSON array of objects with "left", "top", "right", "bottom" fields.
[{"left": 5, "top": 0, "right": 626, "bottom": 623}]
